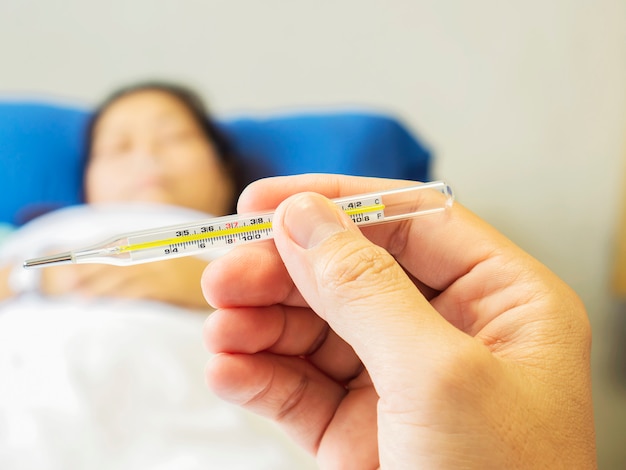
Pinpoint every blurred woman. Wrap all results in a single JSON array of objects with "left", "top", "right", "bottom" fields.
[{"left": 1, "top": 81, "right": 242, "bottom": 307}]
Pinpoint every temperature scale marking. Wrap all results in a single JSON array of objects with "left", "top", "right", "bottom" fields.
[{"left": 119, "top": 202, "right": 386, "bottom": 258}]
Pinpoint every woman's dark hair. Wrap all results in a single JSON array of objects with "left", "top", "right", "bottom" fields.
[{"left": 83, "top": 80, "right": 244, "bottom": 212}]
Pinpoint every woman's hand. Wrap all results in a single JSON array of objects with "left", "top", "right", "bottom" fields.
[
  {"left": 41, "top": 256, "right": 210, "bottom": 309},
  {"left": 201, "top": 174, "right": 596, "bottom": 469}
]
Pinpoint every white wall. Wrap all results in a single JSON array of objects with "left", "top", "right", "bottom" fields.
[{"left": 2, "top": 0, "right": 626, "bottom": 466}]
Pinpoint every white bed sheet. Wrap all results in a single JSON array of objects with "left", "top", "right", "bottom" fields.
[{"left": 0, "top": 204, "right": 315, "bottom": 470}]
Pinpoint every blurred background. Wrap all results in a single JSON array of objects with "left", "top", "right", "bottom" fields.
[{"left": 1, "top": 0, "right": 625, "bottom": 467}]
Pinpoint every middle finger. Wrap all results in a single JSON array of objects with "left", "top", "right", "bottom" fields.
[{"left": 204, "top": 304, "right": 363, "bottom": 383}]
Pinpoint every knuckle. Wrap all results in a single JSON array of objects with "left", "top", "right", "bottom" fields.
[
  {"left": 317, "top": 239, "right": 401, "bottom": 298},
  {"left": 275, "top": 374, "right": 310, "bottom": 421}
]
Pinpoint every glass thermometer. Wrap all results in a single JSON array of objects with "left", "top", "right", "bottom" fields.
[{"left": 23, "top": 181, "right": 453, "bottom": 269}]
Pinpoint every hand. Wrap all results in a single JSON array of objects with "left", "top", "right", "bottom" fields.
[
  {"left": 201, "top": 174, "right": 596, "bottom": 469},
  {"left": 41, "top": 256, "right": 209, "bottom": 309}
]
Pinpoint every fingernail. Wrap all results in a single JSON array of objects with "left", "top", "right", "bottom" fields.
[{"left": 283, "top": 193, "right": 347, "bottom": 249}]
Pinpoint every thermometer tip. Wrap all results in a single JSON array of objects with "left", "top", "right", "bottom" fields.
[{"left": 23, "top": 252, "right": 74, "bottom": 269}]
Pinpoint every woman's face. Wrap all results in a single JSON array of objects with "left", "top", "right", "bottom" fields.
[{"left": 85, "top": 90, "right": 234, "bottom": 215}]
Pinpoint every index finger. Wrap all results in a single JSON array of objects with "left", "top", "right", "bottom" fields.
[{"left": 237, "top": 174, "right": 518, "bottom": 292}]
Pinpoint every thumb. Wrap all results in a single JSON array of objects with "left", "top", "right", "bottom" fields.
[{"left": 272, "top": 192, "right": 458, "bottom": 385}]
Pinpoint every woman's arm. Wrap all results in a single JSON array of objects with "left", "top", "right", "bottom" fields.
[
  {"left": 40, "top": 256, "right": 211, "bottom": 309},
  {"left": 2, "top": 256, "right": 210, "bottom": 309}
]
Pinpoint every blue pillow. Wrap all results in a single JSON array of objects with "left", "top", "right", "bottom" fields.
[{"left": 0, "top": 101, "right": 431, "bottom": 225}]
